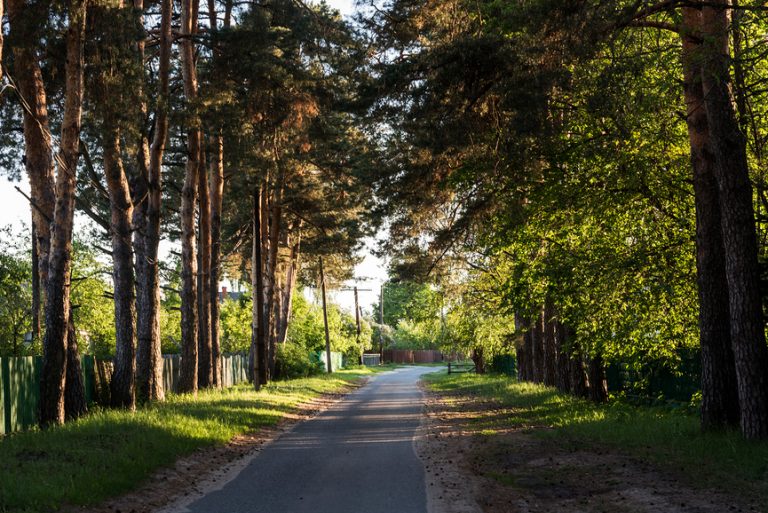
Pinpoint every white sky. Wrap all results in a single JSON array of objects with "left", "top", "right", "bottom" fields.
[{"left": 0, "top": 0, "right": 388, "bottom": 315}]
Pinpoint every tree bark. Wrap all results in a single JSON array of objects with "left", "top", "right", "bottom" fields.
[
  {"left": 700, "top": 2, "right": 768, "bottom": 439},
  {"left": 31, "top": 220, "right": 41, "bottom": 340},
  {"left": 471, "top": 347, "right": 485, "bottom": 374},
  {"left": 103, "top": 127, "right": 137, "bottom": 410},
  {"left": 39, "top": 0, "right": 86, "bottom": 427},
  {"left": 135, "top": 0, "right": 171, "bottom": 403},
  {"left": 65, "top": 315, "right": 86, "bottom": 419},
  {"left": 587, "top": 354, "right": 608, "bottom": 403},
  {"left": 554, "top": 320, "right": 571, "bottom": 393},
  {"left": 514, "top": 313, "right": 531, "bottom": 382},
  {"left": 530, "top": 310, "right": 544, "bottom": 383},
  {"left": 178, "top": 0, "right": 200, "bottom": 394},
  {"left": 209, "top": 133, "right": 224, "bottom": 387},
  {"left": 6, "top": 2, "right": 56, "bottom": 290},
  {"left": 542, "top": 301, "right": 556, "bottom": 387},
  {"left": 277, "top": 227, "right": 301, "bottom": 346},
  {"left": 264, "top": 168, "right": 284, "bottom": 378},
  {"left": 197, "top": 145, "right": 212, "bottom": 389},
  {"left": 681, "top": 7, "right": 740, "bottom": 431}
]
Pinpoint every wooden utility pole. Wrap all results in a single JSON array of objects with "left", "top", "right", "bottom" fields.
[
  {"left": 251, "top": 185, "right": 266, "bottom": 389},
  {"left": 379, "top": 284, "right": 384, "bottom": 361},
  {"left": 319, "top": 257, "right": 332, "bottom": 373},
  {"left": 354, "top": 286, "right": 362, "bottom": 362}
]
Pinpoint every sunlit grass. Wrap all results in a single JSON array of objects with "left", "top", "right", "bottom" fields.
[
  {"left": 423, "top": 371, "right": 768, "bottom": 504},
  {"left": 0, "top": 368, "right": 381, "bottom": 513}
]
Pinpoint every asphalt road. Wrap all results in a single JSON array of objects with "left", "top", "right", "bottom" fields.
[{"left": 178, "top": 366, "right": 438, "bottom": 513}]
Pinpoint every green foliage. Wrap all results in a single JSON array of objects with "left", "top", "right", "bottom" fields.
[
  {"left": 219, "top": 294, "right": 252, "bottom": 354},
  {"left": 69, "top": 240, "right": 116, "bottom": 359},
  {"left": 0, "top": 227, "right": 33, "bottom": 356},
  {"left": 287, "top": 289, "right": 370, "bottom": 359},
  {"left": 274, "top": 343, "right": 323, "bottom": 379}
]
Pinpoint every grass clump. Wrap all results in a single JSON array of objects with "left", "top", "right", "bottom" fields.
[
  {"left": 0, "top": 368, "right": 380, "bottom": 512},
  {"left": 423, "top": 371, "right": 768, "bottom": 503}
]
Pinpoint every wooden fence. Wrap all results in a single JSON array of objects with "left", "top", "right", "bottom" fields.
[
  {"left": 382, "top": 349, "right": 444, "bottom": 364},
  {"left": 0, "top": 354, "right": 249, "bottom": 436}
]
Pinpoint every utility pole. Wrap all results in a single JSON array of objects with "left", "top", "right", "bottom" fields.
[
  {"left": 379, "top": 283, "right": 384, "bottom": 361},
  {"left": 354, "top": 286, "right": 361, "bottom": 364},
  {"left": 319, "top": 257, "right": 332, "bottom": 373}
]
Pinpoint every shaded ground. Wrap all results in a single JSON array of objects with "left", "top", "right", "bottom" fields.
[{"left": 416, "top": 385, "right": 754, "bottom": 513}]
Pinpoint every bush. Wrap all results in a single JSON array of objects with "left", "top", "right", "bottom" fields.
[{"left": 274, "top": 343, "right": 323, "bottom": 379}]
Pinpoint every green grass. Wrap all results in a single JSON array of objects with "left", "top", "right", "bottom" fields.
[
  {"left": 0, "top": 369, "right": 382, "bottom": 513},
  {"left": 423, "top": 371, "right": 768, "bottom": 504}
]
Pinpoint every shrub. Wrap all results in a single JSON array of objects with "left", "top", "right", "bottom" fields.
[{"left": 275, "top": 343, "right": 323, "bottom": 379}]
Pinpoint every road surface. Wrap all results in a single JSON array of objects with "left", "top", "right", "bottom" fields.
[{"left": 176, "top": 366, "right": 437, "bottom": 513}]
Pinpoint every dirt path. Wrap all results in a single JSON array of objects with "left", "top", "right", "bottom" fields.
[{"left": 416, "top": 385, "right": 754, "bottom": 513}]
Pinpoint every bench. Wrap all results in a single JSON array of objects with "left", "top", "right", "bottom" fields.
[{"left": 447, "top": 362, "right": 476, "bottom": 374}]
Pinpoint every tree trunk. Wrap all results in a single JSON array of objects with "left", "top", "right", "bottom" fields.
[
  {"left": 700, "top": 2, "right": 768, "bottom": 439},
  {"left": 197, "top": 146, "right": 212, "bottom": 389},
  {"left": 514, "top": 313, "right": 531, "bottom": 382},
  {"left": 264, "top": 169, "right": 284, "bottom": 379},
  {"left": 65, "top": 315, "right": 86, "bottom": 420},
  {"left": 178, "top": 0, "right": 200, "bottom": 395},
  {"left": 471, "top": 347, "right": 485, "bottom": 374},
  {"left": 554, "top": 320, "right": 571, "bottom": 393},
  {"left": 135, "top": 0, "right": 170, "bottom": 403},
  {"left": 277, "top": 228, "right": 300, "bottom": 346},
  {"left": 587, "top": 354, "right": 608, "bottom": 403},
  {"left": 542, "top": 301, "right": 556, "bottom": 387},
  {"left": 260, "top": 177, "right": 272, "bottom": 380},
  {"left": 31, "top": 220, "right": 41, "bottom": 340},
  {"left": 103, "top": 127, "right": 137, "bottom": 410},
  {"left": 6, "top": 2, "right": 56, "bottom": 290},
  {"left": 209, "top": 132, "right": 224, "bottom": 387},
  {"left": 39, "top": 0, "right": 86, "bottom": 427},
  {"left": 681, "top": 7, "right": 740, "bottom": 431},
  {"left": 530, "top": 310, "right": 544, "bottom": 383}
]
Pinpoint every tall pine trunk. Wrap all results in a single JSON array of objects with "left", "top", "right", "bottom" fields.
[
  {"left": 700, "top": 2, "right": 768, "bottom": 439},
  {"left": 277, "top": 228, "right": 301, "bottom": 346},
  {"left": 209, "top": 133, "right": 224, "bottom": 387},
  {"left": 39, "top": 0, "right": 86, "bottom": 426},
  {"left": 103, "top": 127, "right": 137, "bottom": 410},
  {"left": 178, "top": 0, "right": 200, "bottom": 394},
  {"left": 197, "top": 146, "right": 212, "bottom": 389},
  {"left": 681, "top": 7, "right": 740, "bottom": 431},
  {"left": 136, "top": 0, "right": 171, "bottom": 403}
]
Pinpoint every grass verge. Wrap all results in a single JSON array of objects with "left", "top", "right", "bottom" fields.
[
  {"left": 1, "top": 368, "right": 383, "bottom": 513},
  {"left": 423, "top": 371, "right": 768, "bottom": 505}
]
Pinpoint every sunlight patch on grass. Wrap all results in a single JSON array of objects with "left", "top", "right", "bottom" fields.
[{"left": 423, "top": 371, "right": 768, "bottom": 504}]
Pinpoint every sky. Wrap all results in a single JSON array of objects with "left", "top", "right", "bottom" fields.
[{"left": 0, "top": 0, "right": 388, "bottom": 315}]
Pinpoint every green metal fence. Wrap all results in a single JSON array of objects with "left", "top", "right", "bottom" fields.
[
  {"left": 311, "top": 351, "right": 344, "bottom": 372},
  {"left": 0, "top": 353, "right": 250, "bottom": 436}
]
